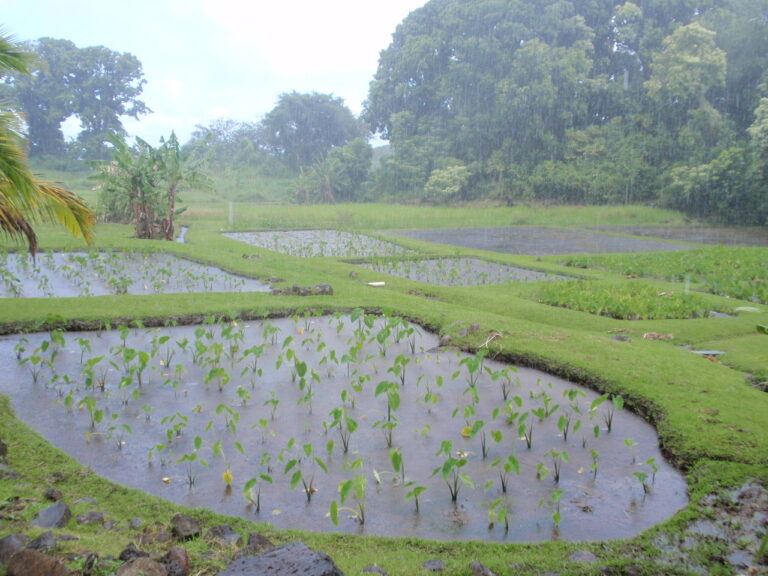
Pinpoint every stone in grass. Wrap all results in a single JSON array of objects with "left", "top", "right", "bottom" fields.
[
  {"left": 423, "top": 558, "right": 446, "bottom": 572},
  {"left": 117, "top": 557, "right": 167, "bottom": 576},
  {"left": 217, "top": 542, "right": 344, "bottom": 576},
  {"left": 0, "top": 534, "right": 28, "bottom": 563},
  {"left": 207, "top": 525, "right": 242, "bottom": 545},
  {"left": 171, "top": 513, "right": 202, "bottom": 541},
  {"left": 470, "top": 561, "right": 497, "bottom": 576},
  {"left": 27, "top": 531, "right": 56, "bottom": 551},
  {"left": 76, "top": 511, "right": 105, "bottom": 526},
  {"left": 6, "top": 549, "right": 69, "bottom": 576},
  {"left": 0, "top": 438, "right": 7, "bottom": 461},
  {"left": 119, "top": 543, "right": 150, "bottom": 562},
  {"left": 44, "top": 488, "right": 63, "bottom": 501},
  {"left": 232, "top": 532, "right": 275, "bottom": 560},
  {"left": 362, "top": 566, "right": 387, "bottom": 575},
  {"left": 164, "top": 546, "right": 190, "bottom": 576},
  {"left": 568, "top": 550, "right": 598, "bottom": 564},
  {"left": 32, "top": 501, "right": 71, "bottom": 529}
]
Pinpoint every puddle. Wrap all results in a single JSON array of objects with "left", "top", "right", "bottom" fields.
[
  {"left": 355, "top": 258, "right": 572, "bottom": 286},
  {"left": 223, "top": 230, "right": 413, "bottom": 258},
  {"left": 388, "top": 227, "right": 692, "bottom": 256},
  {"left": 0, "top": 252, "right": 270, "bottom": 297},
  {"left": 0, "top": 315, "right": 687, "bottom": 542},
  {"left": 175, "top": 226, "right": 189, "bottom": 244}
]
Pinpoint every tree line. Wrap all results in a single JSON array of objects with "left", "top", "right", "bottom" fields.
[{"left": 3, "top": 0, "right": 768, "bottom": 226}]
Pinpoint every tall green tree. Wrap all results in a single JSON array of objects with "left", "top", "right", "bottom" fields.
[
  {"left": 1, "top": 37, "right": 149, "bottom": 160},
  {"left": 257, "top": 91, "right": 366, "bottom": 172},
  {"left": 0, "top": 29, "right": 94, "bottom": 254}
]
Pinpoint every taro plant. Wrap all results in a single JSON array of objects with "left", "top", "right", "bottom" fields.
[
  {"left": 487, "top": 496, "right": 512, "bottom": 533},
  {"left": 544, "top": 449, "right": 569, "bottom": 484},
  {"left": 177, "top": 435, "right": 209, "bottom": 489},
  {"left": 592, "top": 394, "right": 624, "bottom": 433},
  {"left": 243, "top": 452, "right": 273, "bottom": 513},
  {"left": 539, "top": 488, "right": 565, "bottom": 530},
  {"left": 453, "top": 349, "right": 488, "bottom": 388},
  {"left": 432, "top": 440, "right": 474, "bottom": 503},
  {"left": 106, "top": 413, "right": 133, "bottom": 450},
  {"left": 489, "top": 453, "right": 520, "bottom": 494},
  {"left": 330, "top": 458, "right": 367, "bottom": 526},
  {"left": 264, "top": 391, "right": 280, "bottom": 420},
  {"left": 488, "top": 365, "right": 519, "bottom": 401},
  {"left": 78, "top": 395, "right": 104, "bottom": 431},
  {"left": 405, "top": 481, "right": 427, "bottom": 513},
  {"left": 374, "top": 380, "right": 400, "bottom": 448},
  {"left": 283, "top": 441, "right": 328, "bottom": 503},
  {"left": 328, "top": 406, "right": 358, "bottom": 454},
  {"left": 388, "top": 353, "right": 410, "bottom": 387},
  {"left": 240, "top": 344, "right": 264, "bottom": 388}
]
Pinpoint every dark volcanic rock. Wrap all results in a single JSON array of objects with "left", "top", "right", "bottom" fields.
[
  {"left": 170, "top": 513, "right": 201, "bottom": 541},
  {"left": 6, "top": 549, "right": 69, "bottom": 576},
  {"left": 164, "top": 546, "right": 190, "bottom": 576},
  {"left": 423, "top": 559, "right": 446, "bottom": 572},
  {"left": 119, "top": 543, "right": 149, "bottom": 562},
  {"left": 470, "top": 561, "right": 497, "bottom": 576},
  {"left": 27, "top": 530, "right": 56, "bottom": 551},
  {"left": 76, "top": 511, "right": 105, "bottom": 526},
  {"left": 362, "top": 567, "right": 387, "bottom": 575},
  {"left": 117, "top": 557, "right": 168, "bottom": 576},
  {"left": 44, "top": 488, "right": 63, "bottom": 501},
  {"left": 217, "top": 542, "right": 343, "bottom": 576},
  {"left": 32, "top": 501, "right": 71, "bottom": 529},
  {"left": 0, "top": 437, "right": 7, "bottom": 460},
  {"left": 0, "top": 533, "right": 28, "bottom": 563}
]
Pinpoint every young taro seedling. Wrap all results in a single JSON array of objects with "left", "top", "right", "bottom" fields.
[
  {"left": 432, "top": 440, "right": 474, "bottom": 503},
  {"left": 243, "top": 452, "right": 274, "bottom": 513},
  {"left": 330, "top": 458, "right": 367, "bottom": 525}
]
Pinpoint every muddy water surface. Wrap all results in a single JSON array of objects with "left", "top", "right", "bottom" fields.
[{"left": 0, "top": 315, "right": 687, "bottom": 542}]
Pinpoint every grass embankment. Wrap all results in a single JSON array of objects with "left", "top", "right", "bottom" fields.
[{"left": 0, "top": 204, "right": 766, "bottom": 575}]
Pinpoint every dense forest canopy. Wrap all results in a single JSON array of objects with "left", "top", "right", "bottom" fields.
[{"left": 364, "top": 0, "right": 768, "bottom": 222}]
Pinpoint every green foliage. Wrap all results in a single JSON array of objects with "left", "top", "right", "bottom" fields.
[
  {"left": 536, "top": 280, "right": 716, "bottom": 320},
  {"left": 559, "top": 247, "right": 768, "bottom": 304},
  {"left": 361, "top": 0, "right": 768, "bottom": 219},
  {"left": 258, "top": 91, "right": 365, "bottom": 172},
  {"left": 1, "top": 37, "right": 148, "bottom": 160}
]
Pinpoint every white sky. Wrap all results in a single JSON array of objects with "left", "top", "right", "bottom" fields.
[{"left": 1, "top": 0, "right": 426, "bottom": 144}]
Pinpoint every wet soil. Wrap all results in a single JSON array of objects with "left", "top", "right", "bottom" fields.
[
  {"left": 0, "top": 315, "right": 687, "bottom": 542},
  {"left": 223, "top": 231, "right": 413, "bottom": 258},
  {"left": 355, "top": 258, "right": 572, "bottom": 286},
  {"left": 0, "top": 252, "right": 270, "bottom": 298}
]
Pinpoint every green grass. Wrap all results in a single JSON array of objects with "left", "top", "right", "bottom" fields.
[
  {"left": 556, "top": 247, "right": 768, "bottom": 304},
  {"left": 0, "top": 201, "right": 766, "bottom": 575},
  {"left": 534, "top": 279, "right": 720, "bottom": 320}
]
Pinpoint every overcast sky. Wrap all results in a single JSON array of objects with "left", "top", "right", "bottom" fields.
[{"left": 2, "top": 0, "right": 426, "bottom": 144}]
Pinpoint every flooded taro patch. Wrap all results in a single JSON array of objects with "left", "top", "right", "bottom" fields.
[
  {"left": 388, "top": 227, "right": 692, "bottom": 255},
  {"left": 355, "top": 258, "right": 571, "bottom": 287},
  {"left": 0, "top": 313, "right": 687, "bottom": 542},
  {"left": 0, "top": 251, "right": 270, "bottom": 297},
  {"left": 223, "top": 230, "right": 413, "bottom": 258}
]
